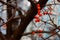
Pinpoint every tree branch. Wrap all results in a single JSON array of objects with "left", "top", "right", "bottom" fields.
[
  {"left": 0, "top": 0, "right": 22, "bottom": 15},
  {"left": 0, "top": 32, "right": 6, "bottom": 40},
  {"left": 13, "top": 0, "right": 48, "bottom": 40},
  {"left": 22, "top": 31, "right": 51, "bottom": 36}
]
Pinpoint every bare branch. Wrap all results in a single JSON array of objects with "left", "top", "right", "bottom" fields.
[
  {"left": 22, "top": 31, "right": 51, "bottom": 36},
  {"left": 0, "top": 32, "right": 6, "bottom": 40},
  {"left": 0, "top": 0, "right": 22, "bottom": 15}
]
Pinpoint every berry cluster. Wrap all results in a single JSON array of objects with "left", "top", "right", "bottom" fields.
[
  {"left": 31, "top": 30, "right": 43, "bottom": 37},
  {"left": 34, "top": 4, "right": 42, "bottom": 22},
  {"left": 34, "top": 4, "right": 52, "bottom": 23}
]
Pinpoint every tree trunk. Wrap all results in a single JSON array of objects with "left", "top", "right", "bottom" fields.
[{"left": 6, "top": 0, "right": 12, "bottom": 39}]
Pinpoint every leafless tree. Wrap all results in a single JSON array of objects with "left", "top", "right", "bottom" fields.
[{"left": 0, "top": 0, "right": 60, "bottom": 40}]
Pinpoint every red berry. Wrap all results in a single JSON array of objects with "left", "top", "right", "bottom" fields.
[
  {"left": 32, "top": 31, "right": 35, "bottom": 35},
  {"left": 37, "top": 6, "right": 41, "bottom": 10},
  {"left": 35, "top": 18, "right": 40, "bottom": 22},
  {"left": 49, "top": 12, "right": 52, "bottom": 15},
  {"left": 34, "top": 15, "right": 39, "bottom": 19},
  {"left": 38, "top": 33, "right": 43, "bottom": 37},
  {"left": 38, "top": 13, "right": 42, "bottom": 16},
  {"left": 38, "top": 30, "right": 43, "bottom": 33},
  {"left": 38, "top": 12, "right": 42, "bottom": 16},
  {"left": 37, "top": 4, "right": 40, "bottom": 7},
  {"left": 37, "top": 10, "right": 40, "bottom": 13},
  {"left": 44, "top": 12, "right": 48, "bottom": 15}
]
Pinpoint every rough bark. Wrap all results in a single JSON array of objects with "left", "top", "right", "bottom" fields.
[{"left": 6, "top": 0, "right": 12, "bottom": 39}]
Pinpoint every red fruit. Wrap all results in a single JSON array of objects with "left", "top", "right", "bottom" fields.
[
  {"left": 38, "top": 13, "right": 42, "bottom": 16},
  {"left": 36, "top": 4, "right": 40, "bottom": 7},
  {"left": 44, "top": 12, "right": 48, "bottom": 15},
  {"left": 32, "top": 31, "right": 35, "bottom": 35},
  {"left": 37, "top": 6, "right": 41, "bottom": 10},
  {"left": 38, "top": 33, "right": 43, "bottom": 37},
  {"left": 39, "top": 13, "right": 42, "bottom": 16},
  {"left": 37, "top": 10, "right": 40, "bottom": 13},
  {"left": 35, "top": 18, "right": 40, "bottom": 22},
  {"left": 38, "top": 30, "right": 43, "bottom": 33},
  {"left": 34, "top": 15, "right": 39, "bottom": 19},
  {"left": 49, "top": 12, "right": 52, "bottom": 15}
]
